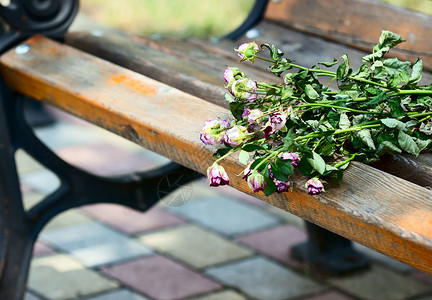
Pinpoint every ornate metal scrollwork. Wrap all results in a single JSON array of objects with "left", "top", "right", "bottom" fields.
[{"left": 0, "top": 0, "right": 79, "bottom": 53}]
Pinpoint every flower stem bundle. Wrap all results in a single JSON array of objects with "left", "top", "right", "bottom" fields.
[{"left": 201, "top": 31, "right": 432, "bottom": 196}]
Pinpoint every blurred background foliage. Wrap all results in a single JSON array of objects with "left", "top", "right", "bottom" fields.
[
  {"left": 80, "top": 0, "right": 432, "bottom": 38},
  {"left": 80, "top": 0, "right": 254, "bottom": 38}
]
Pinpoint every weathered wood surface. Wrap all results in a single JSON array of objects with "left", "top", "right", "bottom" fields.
[
  {"left": 65, "top": 31, "right": 277, "bottom": 109},
  {"left": 264, "top": 0, "right": 432, "bottom": 71},
  {"left": 2, "top": 36, "right": 432, "bottom": 273}
]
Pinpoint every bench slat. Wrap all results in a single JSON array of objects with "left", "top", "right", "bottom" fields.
[
  {"left": 2, "top": 36, "right": 432, "bottom": 272},
  {"left": 264, "top": 0, "right": 432, "bottom": 71},
  {"left": 65, "top": 31, "right": 276, "bottom": 109}
]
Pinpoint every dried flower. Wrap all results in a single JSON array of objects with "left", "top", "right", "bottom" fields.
[
  {"left": 236, "top": 42, "right": 260, "bottom": 63},
  {"left": 247, "top": 170, "right": 265, "bottom": 193},
  {"left": 306, "top": 178, "right": 324, "bottom": 195},
  {"left": 207, "top": 164, "right": 229, "bottom": 187},
  {"left": 274, "top": 179, "right": 291, "bottom": 193},
  {"left": 247, "top": 109, "right": 264, "bottom": 124},
  {"left": 200, "top": 119, "right": 230, "bottom": 145},
  {"left": 223, "top": 67, "right": 244, "bottom": 87},
  {"left": 231, "top": 78, "right": 258, "bottom": 102},
  {"left": 224, "top": 125, "right": 249, "bottom": 146},
  {"left": 278, "top": 152, "right": 301, "bottom": 167}
]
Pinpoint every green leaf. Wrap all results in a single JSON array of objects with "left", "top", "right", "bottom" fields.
[
  {"left": 398, "top": 130, "right": 420, "bottom": 155},
  {"left": 318, "top": 59, "right": 338, "bottom": 68},
  {"left": 370, "top": 61, "right": 388, "bottom": 79},
  {"left": 297, "top": 157, "right": 314, "bottom": 176},
  {"left": 377, "top": 30, "right": 406, "bottom": 50},
  {"left": 356, "top": 130, "right": 376, "bottom": 150},
  {"left": 380, "top": 141, "right": 402, "bottom": 153},
  {"left": 337, "top": 54, "right": 350, "bottom": 80},
  {"left": 242, "top": 144, "right": 266, "bottom": 152},
  {"left": 415, "top": 138, "right": 430, "bottom": 153},
  {"left": 305, "top": 84, "right": 319, "bottom": 100},
  {"left": 229, "top": 102, "right": 245, "bottom": 121},
  {"left": 275, "top": 158, "right": 294, "bottom": 176},
  {"left": 387, "top": 97, "right": 405, "bottom": 118},
  {"left": 383, "top": 58, "right": 411, "bottom": 76},
  {"left": 363, "top": 31, "right": 405, "bottom": 62},
  {"left": 238, "top": 150, "right": 250, "bottom": 165},
  {"left": 213, "top": 147, "right": 232, "bottom": 159},
  {"left": 339, "top": 113, "right": 350, "bottom": 130},
  {"left": 307, "top": 152, "right": 326, "bottom": 175},
  {"left": 351, "top": 64, "right": 371, "bottom": 79},
  {"left": 380, "top": 118, "right": 406, "bottom": 130},
  {"left": 225, "top": 93, "right": 235, "bottom": 103},
  {"left": 409, "top": 58, "right": 423, "bottom": 84},
  {"left": 270, "top": 160, "right": 290, "bottom": 182}
]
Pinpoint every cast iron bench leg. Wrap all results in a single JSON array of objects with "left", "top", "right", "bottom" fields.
[
  {"left": 291, "top": 221, "right": 371, "bottom": 276},
  {"left": 0, "top": 81, "right": 200, "bottom": 300}
]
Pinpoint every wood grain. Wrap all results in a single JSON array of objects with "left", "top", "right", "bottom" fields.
[
  {"left": 264, "top": 0, "right": 432, "bottom": 71},
  {"left": 65, "top": 31, "right": 277, "bottom": 109},
  {"left": 2, "top": 36, "right": 432, "bottom": 273}
]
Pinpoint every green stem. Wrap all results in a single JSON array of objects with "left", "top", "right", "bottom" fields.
[{"left": 299, "top": 103, "right": 384, "bottom": 115}]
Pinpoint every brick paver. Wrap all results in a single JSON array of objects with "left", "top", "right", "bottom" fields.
[
  {"left": 28, "top": 254, "right": 118, "bottom": 299},
  {"left": 205, "top": 256, "right": 325, "bottom": 300},
  {"left": 139, "top": 224, "right": 253, "bottom": 268},
  {"left": 81, "top": 204, "right": 186, "bottom": 235},
  {"left": 167, "top": 196, "right": 280, "bottom": 236},
  {"left": 101, "top": 255, "right": 221, "bottom": 300},
  {"left": 40, "top": 222, "right": 153, "bottom": 267}
]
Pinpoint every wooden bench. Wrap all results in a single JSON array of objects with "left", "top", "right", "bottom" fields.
[{"left": 1, "top": 0, "right": 432, "bottom": 298}]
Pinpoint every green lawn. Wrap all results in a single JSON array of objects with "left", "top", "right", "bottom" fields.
[
  {"left": 80, "top": 0, "right": 432, "bottom": 38},
  {"left": 80, "top": 0, "right": 253, "bottom": 38}
]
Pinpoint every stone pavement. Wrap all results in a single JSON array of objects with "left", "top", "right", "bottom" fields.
[{"left": 20, "top": 103, "right": 432, "bottom": 300}]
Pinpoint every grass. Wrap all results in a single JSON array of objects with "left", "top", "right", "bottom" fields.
[
  {"left": 80, "top": 0, "right": 254, "bottom": 38},
  {"left": 80, "top": 0, "right": 432, "bottom": 38}
]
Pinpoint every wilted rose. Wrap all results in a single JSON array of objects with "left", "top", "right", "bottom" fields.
[
  {"left": 306, "top": 178, "right": 324, "bottom": 195},
  {"left": 207, "top": 164, "right": 229, "bottom": 187}
]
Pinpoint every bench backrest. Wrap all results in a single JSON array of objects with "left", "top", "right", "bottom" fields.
[{"left": 264, "top": 0, "right": 432, "bottom": 70}]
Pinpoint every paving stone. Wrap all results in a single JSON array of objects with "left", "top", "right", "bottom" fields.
[
  {"left": 410, "top": 271, "right": 432, "bottom": 285},
  {"left": 15, "top": 149, "right": 44, "bottom": 175},
  {"left": 28, "top": 254, "right": 118, "bottom": 299},
  {"left": 262, "top": 205, "right": 305, "bottom": 227},
  {"left": 20, "top": 169, "right": 60, "bottom": 195},
  {"left": 186, "top": 289, "right": 247, "bottom": 300},
  {"left": 329, "top": 264, "right": 431, "bottom": 300},
  {"left": 301, "top": 291, "right": 355, "bottom": 300},
  {"left": 81, "top": 204, "right": 186, "bottom": 235},
  {"left": 205, "top": 256, "right": 325, "bottom": 300},
  {"left": 34, "top": 121, "right": 105, "bottom": 150},
  {"left": 354, "top": 243, "right": 415, "bottom": 273},
  {"left": 40, "top": 222, "right": 153, "bottom": 267},
  {"left": 217, "top": 185, "right": 266, "bottom": 206},
  {"left": 56, "top": 143, "right": 159, "bottom": 176},
  {"left": 81, "top": 289, "right": 150, "bottom": 300},
  {"left": 236, "top": 225, "right": 306, "bottom": 268},
  {"left": 139, "top": 224, "right": 253, "bottom": 269},
  {"left": 24, "top": 292, "right": 43, "bottom": 300},
  {"left": 167, "top": 196, "right": 280, "bottom": 236},
  {"left": 33, "top": 241, "right": 56, "bottom": 257},
  {"left": 23, "top": 192, "right": 45, "bottom": 211},
  {"left": 102, "top": 255, "right": 221, "bottom": 300},
  {"left": 43, "top": 208, "right": 92, "bottom": 231}
]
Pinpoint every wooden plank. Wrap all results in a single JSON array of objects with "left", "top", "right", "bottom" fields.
[
  {"left": 2, "top": 36, "right": 432, "bottom": 273},
  {"left": 264, "top": 0, "right": 432, "bottom": 71},
  {"left": 65, "top": 31, "right": 277, "bottom": 109}
]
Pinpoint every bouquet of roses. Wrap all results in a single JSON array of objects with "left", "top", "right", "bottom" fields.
[{"left": 200, "top": 31, "right": 432, "bottom": 196}]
